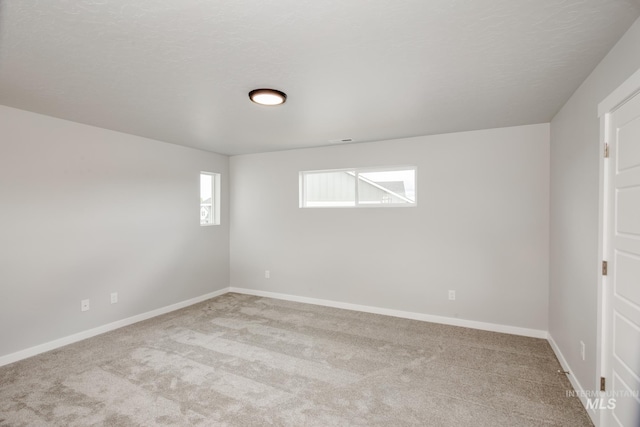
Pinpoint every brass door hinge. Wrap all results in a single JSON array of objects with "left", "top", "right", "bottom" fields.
[
  {"left": 604, "top": 143, "right": 610, "bottom": 158},
  {"left": 602, "top": 261, "right": 608, "bottom": 276},
  {"left": 601, "top": 377, "right": 606, "bottom": 392}
]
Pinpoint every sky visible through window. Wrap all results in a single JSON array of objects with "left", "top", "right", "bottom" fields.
[
  {"left": 200, "top": 174, "right": 212, "bottom": 201},
  {"left": 359, "top": 170, "right": 416, "bottom": 201}
]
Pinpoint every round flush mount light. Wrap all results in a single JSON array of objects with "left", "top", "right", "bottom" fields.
[{"left": 248, "top": 88, "right": 287, "bottom": 106}]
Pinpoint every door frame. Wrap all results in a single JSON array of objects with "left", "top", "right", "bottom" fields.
[{"left": 597, "top": 67, "right": 640, "bottom": 427}]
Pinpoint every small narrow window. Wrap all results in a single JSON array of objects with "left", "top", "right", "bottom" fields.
[
  {"left": 200, "top": 172, "right": 220, "bottom": 225},
  {"left": 300, "top": 166, "right": 416, "bottom": 208}
]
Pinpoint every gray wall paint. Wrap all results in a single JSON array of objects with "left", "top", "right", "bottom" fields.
[
  {"left": 549, "top": 17, "right": 640, "bottom": 395},
  {"left": 230, "top": 124, "right": 550, "bottom": 331},
  {"left": 0, "top": 105, "right": 229, "bottom": 358}
]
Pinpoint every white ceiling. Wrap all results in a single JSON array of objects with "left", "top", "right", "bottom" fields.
[{"left": 1, "top": 1, "right": 639, "bottom": 155}]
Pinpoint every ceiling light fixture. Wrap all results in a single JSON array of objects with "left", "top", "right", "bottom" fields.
[{"left": 248, "top": 88, "right": 287, "bottom": 106}]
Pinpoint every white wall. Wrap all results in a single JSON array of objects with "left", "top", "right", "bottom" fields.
[
  {"left": 230, "top": 124, "right": 550, "bottom": 331},
  {"left": 549, "top": 17, "right": 640, "bottom": 401},
  {"left": 0, "top": 105, "right": 229, "bottom": 358}
]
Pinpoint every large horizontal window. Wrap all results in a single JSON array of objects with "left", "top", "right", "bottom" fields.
[{"left": 299, "top": 167, "right": 416, "bottom": 208}]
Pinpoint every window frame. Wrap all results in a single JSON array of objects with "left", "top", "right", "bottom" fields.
[
  {"left": 299, "top": 165, "right": 417, "bottom": 208},
  {"left": 200, "top": 172, "right": 221, "bottom": 226}
]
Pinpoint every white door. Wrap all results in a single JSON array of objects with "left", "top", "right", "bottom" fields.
[{"left": 603, "top": 91, "right": 640, "bottom": 427}]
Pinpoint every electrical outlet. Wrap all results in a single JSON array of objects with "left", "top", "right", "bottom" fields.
[
  {"left": 265, "top": 270, "right": 270, "bottom": 279},
  {"left": 81, "top": 299, "right": 90, "bottom": 312},
  {"left": 580, "top": 341, "right": 585, "bottom": 361},
  {"left": 110, "top": 292, "right": 118, "bottom": 304},
  {"left": 448, "top": 290, "right": 456, "bottom": 300}
]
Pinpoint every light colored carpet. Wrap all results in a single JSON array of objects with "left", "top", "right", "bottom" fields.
[{"left": 0, "top": 293, "right": 592, "bottom": 426}]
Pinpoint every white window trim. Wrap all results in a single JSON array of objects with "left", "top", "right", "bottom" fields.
[{"left": 299, "top": 165, "right": 417, "bottom": 208}]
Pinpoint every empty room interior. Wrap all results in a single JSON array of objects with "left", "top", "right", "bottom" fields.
[{"left": 2, "top": 1, "right": 640, "bottom": 426}]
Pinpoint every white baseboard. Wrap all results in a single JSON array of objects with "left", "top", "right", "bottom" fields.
[
  {"left": 1, "top": 286, "right": 600, "bottom": 425},
  {"left": 0, "top": 286, "right": 550, "bottom": 369},
  {"left": 0, "top": 287, "right": 230, "bottom": 368},
  {"left": 547, "top": 333, "right": 599, "bottom": 426},
  {"left": 229, "top": 287, "right": 548, "bottom": 339}
]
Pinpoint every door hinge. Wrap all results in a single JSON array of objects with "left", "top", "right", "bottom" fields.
[
  {"left": 602, "top": 261, "right": 608, "bottom": 276},
  {"left": 604, "top": 143, "right": 610, "bottom": 158},
  {"left": 601, "top": 377, "right": 606, "bottom": 392}
]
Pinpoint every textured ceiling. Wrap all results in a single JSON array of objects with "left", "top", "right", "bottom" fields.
[{"left": 1, "top": 1, "right": 639, "bottom": 155}]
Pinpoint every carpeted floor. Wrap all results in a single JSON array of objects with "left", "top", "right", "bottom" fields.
[{"left": 0, "top": 293, "right": 592, "bottom": 426}]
